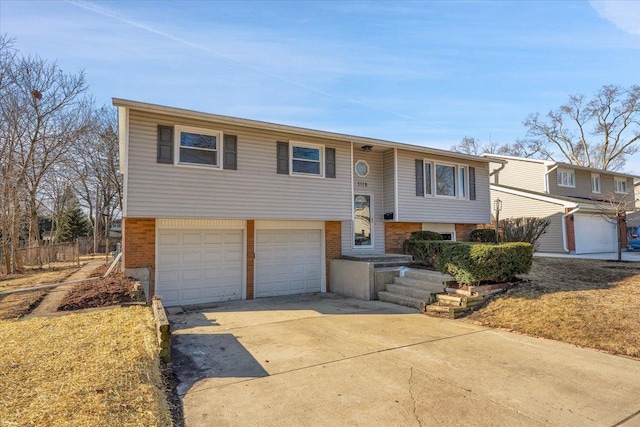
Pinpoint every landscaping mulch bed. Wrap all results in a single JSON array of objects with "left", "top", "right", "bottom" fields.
[{"left": 58, "top": 274, "right": 141, "bottom": 311}]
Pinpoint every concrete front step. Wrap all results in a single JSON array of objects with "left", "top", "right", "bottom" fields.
[
  {"left": 373, "top": 261, "right": 411, "bottom": 268},
  {"left": 378, "top": 291, "right": 424, "bottom": 309},
  {"left": 386, "top": 284, "right": 436, "bottom": 302},
  {"left": 404, "top": 269, "right": 455, "bottom": 285},
  {"left": 394, "top": 277, "right": 447, "bottom": 294}
]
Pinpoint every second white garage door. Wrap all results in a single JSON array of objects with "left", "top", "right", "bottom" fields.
[
  {"left": 255, "top": 229, "right": 323, "bottom": 298},
  {"left": 574, "top": 214, "right": 617, "bottom": 254}
]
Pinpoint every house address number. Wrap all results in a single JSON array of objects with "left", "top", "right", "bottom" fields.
[{"left": 357, "top": 181, "right": 368, "bottom": 187}]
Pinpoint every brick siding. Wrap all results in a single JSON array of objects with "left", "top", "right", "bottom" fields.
[
  {"left": 384, "top": 222, "right": 422, "bottom": 254},
  {"left": 122, "top": 217, "right": 156, "bottom": 294},
  {"left": 565, "top": 209, "right": 576, "bottom": 252},
  {"left": 246, "top": 220, "right": 255, "bottom": 299},
  {"left": 454, "top": 223, "right": 478, "bottom": 242},
  {"left": 325, "top": 221, "right": 342, "bottom": 292}
]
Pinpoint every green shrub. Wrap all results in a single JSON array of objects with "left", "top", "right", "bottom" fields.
[
  {"left": 403, "top": 240, "right": 456, "bottom": 268},
  {"left": 469, "top": 228, "right": 496, "bottom": 243},
  {"left": 409, "top": 230, "right": 443, "bottom": 241},
  {"left": 435, "top": 242, "right": 533, "bottom": 284}
]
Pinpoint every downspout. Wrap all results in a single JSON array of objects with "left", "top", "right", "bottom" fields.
[
  {"left": 544, "top": 165, "right": 559, "bottom": 194},
  {"left": 488, "top": 160, "right": 506, "bottom": 184},
  {"left": 562, "top": 206, "right": 580, "bottom": 253}
]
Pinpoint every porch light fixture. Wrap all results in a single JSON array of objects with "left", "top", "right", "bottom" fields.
[{"left": 361, "top": 145, "right": 373, "bottom": 152}]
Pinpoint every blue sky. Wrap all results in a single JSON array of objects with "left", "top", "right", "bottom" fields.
[{"left": 2, "top": 0, "right": 640, "bottom": 173}]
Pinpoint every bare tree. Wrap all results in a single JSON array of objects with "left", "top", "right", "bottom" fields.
[
  {"left": 524, "top": 85, "right": 640, "bottom": 171},
  {"left": 593, "top": 191, "right": 637, "bottom": 261},
  {"left": 0, "top": 34, "right": 93, "bottom": 272},
  {"left": 451, "top": 136, "right": 549, "bottom": 159},
  {"left": 69, "top": 106, "right": 122, "bottom": 253}
]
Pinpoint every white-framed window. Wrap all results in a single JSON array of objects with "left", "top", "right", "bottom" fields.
[
  {"left": 591, "top": 174, "right": 601, "bottom": 193},
  {"left": 354, "top": 160, "right": 369, "bottom": 177},
  {"left": 557, "top": 169, "right": 575, "bottom": 187},
  {"left": 424, "top": 160, "right": 468, "bottom": 199},
  {"left": 614, "top": 177, "right": 628, "bottom": 194},
  {"left": 291, "top": 141, "right": 323, "bottom": 177},
  {"left": 174, "top": 125, "right": 222, "bottom": 168}
]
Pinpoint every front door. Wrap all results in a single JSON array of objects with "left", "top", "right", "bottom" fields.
[{"left": 354, "top": 194, "right": 372, "bottom": 247}]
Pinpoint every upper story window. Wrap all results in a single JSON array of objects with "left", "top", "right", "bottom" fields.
[
  {"left": 424, "top": 160, "right": 468, "bottom": 199},
  {"left": 291, "top": 142, "right": 323, "bottom": 176},
  {"left": 614, "top": 177, "right": 628, "bottom": 194},
  {"left": 591, "top": 174, "right": 601, "bottom": 193},
  {"left": 557, "top": 169, "right": 575, "bottom": 188},
  {"left": 175, "top": 125, "right": 222, "bottom": 168}
]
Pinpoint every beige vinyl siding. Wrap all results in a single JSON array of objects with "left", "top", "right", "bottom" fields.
[
  {"left": 126, "top": 110, "right": 352, "bottom": 220},
  {"left": 342, "top": 149, "right": 385, "bottom": 255},
  {"left": 396, "top": 149, "right": 491, "bottom": 224},
  {"left": 549, "top": 169, "right": 635, "bottom": 205},
  {"left": 492, "top": 159, "right": 547, "bottom": 192},
  {"left": 491, "top": 189, "right": 565, "bottom": 253},
  {"left": 382, "top": 149, "right": 395, "bottom": 218}
]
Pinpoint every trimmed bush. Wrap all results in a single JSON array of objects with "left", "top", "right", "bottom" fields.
[
  {"left": 409, "top": 230, "right": 443, "bottom": 241},
  {"left": 403, "top": 240, "right": 456, "bottom": 268},
  {"left": 435, "top": 242, "right": 533, "bottom": 284},
  {"left": 469, "top": 228, "right": 496, "bottom": 243}
]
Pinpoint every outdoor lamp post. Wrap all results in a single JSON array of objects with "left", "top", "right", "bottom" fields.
[{"left": 494, "top": 198, "right": 502, "bottom": 243}]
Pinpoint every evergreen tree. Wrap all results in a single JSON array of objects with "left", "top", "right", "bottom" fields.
[{"left": 57, "top": 202, "right": 91, "bottom": 243}]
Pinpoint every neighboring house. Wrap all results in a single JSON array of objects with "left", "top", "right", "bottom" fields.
[
  {"left": 483, "top": 154, "right": 637, "bottom": 254},
  {"left": 114, "top": 99, "right": 492, "bottom": 307}
]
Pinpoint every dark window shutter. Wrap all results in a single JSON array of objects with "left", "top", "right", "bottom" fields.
[
  {"left": 469, "top": 166, "right": 476, "bottom": 200},
  {"left": 325, "top": 147, "right": 336, "bottom": 178},
  {"left": 223, "top": 134, "right": 237, "bottom": 170},
  {"left": 157, "top": 125, "right": 174, "bottom": 164},
  {"left": 277, "top": 141, "right": 289, "bottom": 174},
  {"left": 415, "top": 159, "right": 424, "bottom": 196}
]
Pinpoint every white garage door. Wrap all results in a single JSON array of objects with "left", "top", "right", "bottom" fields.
[
  {"left": 156, "top": 229, "right": 243, "bottom": 307},
  {"left": 574, "top": 214, "right": 617, "bottom": 254},
  {"left": 255, "top": 229, "right": 323, "bottom": 298}
]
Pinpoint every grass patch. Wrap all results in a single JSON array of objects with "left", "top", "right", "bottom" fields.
[
  {"left": 0, "top": 306, "right": 172, "bottom": 426},
  {"left": 0, "top": 266, "right": 83, "bottom": 319},
  {"left": 468, "top": 257, "right": 640, "bottom": 358}
]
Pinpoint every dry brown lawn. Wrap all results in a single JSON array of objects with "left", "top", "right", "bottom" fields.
[
  {"left": 468, "top": 257, "right": 640, "bottom": 358},
  {"left": 0, "top": 266, "right": 83, "bottom": 319},
  {"left": 0, "top": 306, "right": 172, "bottom": 426}
]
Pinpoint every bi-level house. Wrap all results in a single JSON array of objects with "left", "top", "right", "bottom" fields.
[
  {"left": 484, "top": 154, "right": 637, "bottom": 254},
  {"left": 114, "top": 99, "right": 493, "bottom": 307}
]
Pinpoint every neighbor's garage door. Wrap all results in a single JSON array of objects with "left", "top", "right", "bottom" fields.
[
  {"left": 156, "top": 229, "right": 243, "bottom": 306},
  {"left": 574, "top": 214, "right": 617, "bottom": 254},
  {"left": 255, "top": 229, "right": 323, "bottom": 298}
]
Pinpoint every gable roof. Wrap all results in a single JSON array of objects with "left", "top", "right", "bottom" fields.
[
  {"left": 491, "top": 183, "right": 623, "bottom": 211},
  {"left": 113, "top": 98, "right": 491, "bottom": 164},
  {"left": 482, "top": 153, "right": 639, "bottom": 179}
]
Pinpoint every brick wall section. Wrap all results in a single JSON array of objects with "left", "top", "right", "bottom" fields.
[
  {"left": 324, "top": 221, "right": 342, "bottom": 292},
  {"left": 619, "top": 214, "right": 628, "bottom": 247},
  {"left": 384, "top": 222, "right": 422, "bottom": 254},
  {"left": 123, "top": 217, "right": 156, "bottom": 293},
  {"left": 455, "top": 224, "right": 478, "bottom": 242},
  {"left": 246, "top": 220, "right": 255, "bottom": 300},
  {"left": 565, "top": 209, "right": 576, "bottom": 252}
]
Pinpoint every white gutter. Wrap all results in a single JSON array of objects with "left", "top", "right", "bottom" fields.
[
  {"left": 544, "top": 164, "right": 559, "bottom": 194},
  {"left": 562, "top": 206, "right": 581, "bottom": 253}
]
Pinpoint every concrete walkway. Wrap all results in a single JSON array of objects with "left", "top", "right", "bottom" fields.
[
  {"left": 29, "top": 259, "right": 105, "bottom": 317},
  {"left": 169, "top": 294, "right": 640, "bottom": 427}
]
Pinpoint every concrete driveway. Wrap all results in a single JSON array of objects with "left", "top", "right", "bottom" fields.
[
  {"left": 169, "top": 294, "right": 640, "bottom": 426},
  {"left": 536, "top": 250, "right": 640, "bottom": 261}
]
